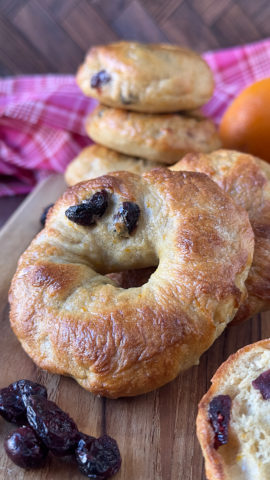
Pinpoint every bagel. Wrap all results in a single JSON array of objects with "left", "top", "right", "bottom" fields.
[
  {"left": 197, "top": 339, "right": 270, "bottom": 480},
  {"left": 86, "top": 105, "right": 221, "bottom": 164},
  {"left": 76, "top": 41, "right": 214, "bottom": 112},
  {"left": 172, "top": 149, "right": 270, "bottom": 322},
  {"left": 65, "top": 144, "right": 159, "bottom": 186},
  {"left": 9, "top": 169, "right": 254, "bottom": 398}
]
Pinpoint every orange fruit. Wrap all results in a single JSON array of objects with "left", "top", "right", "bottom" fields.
[{"left": 219, "top": 78, "right": 270, "bottom": 163}]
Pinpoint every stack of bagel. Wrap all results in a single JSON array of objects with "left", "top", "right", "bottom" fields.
[
  {"left": 65, "top": 41, "right": 221, "bottom": 185},
  {"left": 8, "top": 41, "right": 270, "bottom": 480},
  {"left": 65, "top": 40, "right": 270, "bottom": 324}
]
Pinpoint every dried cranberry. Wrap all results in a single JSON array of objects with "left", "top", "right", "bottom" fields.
[
  {"left": 16, "top": 379, "right": 47, "bottom": 401},
  {"left": 252, "top": 369, "right": 270, "bottom": 399},
  {"left": 77, "top": 431, "right": 96, "bottom": 445},
  {"left": 209, "top": 395, "right": 231, "bottom": 449},
  {"left": 4, "top": 426, "right": 48, "bottom": 469},
  {"left": 40, "top": 204, "right": 54, "bottom": 227},
  {"left": 0, "top": 380, "right": 47, "bottom": 425},
  {"left": 90, "top": 190, "right": 109, "bottom": 216},
  {"left": 113, "top": 201, "right": 140, "bottom": 236},
  {"left": 75, "top": 434, "right": 121, "bottom": 479},
  {"left": 91, "top": 70, "right": 111, "bottom": 89},
  {"left": 65, "top": 190, "right": 108, "bottom": 226},
  {"left": 26, "top": 395, "right": 79, "bottom": 456},
  {"left": 120, "top": 92, "right": 138, "bottom": 105}
]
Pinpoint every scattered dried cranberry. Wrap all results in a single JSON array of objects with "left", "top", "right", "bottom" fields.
[
  {"left": 40, "top": 203, "right": 54, "bottom": 227},
  {"left": 252, "top": 369, "right": 270, "bottom": 399},
  {"left": 0, "top": 380, "right": 47, "bottom": 425},
  {"left": 113, "top": 201, "right": 140, "bottom": 236},
  {"left": 0, "top": 380, "right": 121, "bottom": 478},
  {"left": 4, "top": 426, "right": 48, "bottom": 469},
  {"left": 0, "top": 388, "right": 26, "bottom": 425},
  {"left": 26, "top": 395, "right": 79, "bottom": 456},
  {"left": 76, "top": 434, "right": 121, "bottom": 479},
  {"left": 209, "top": 395, "right": 231, "bottom": 449},
  {"left": 65, "top": 190, "right": 108, "bottom": 226},
  {"left": 91, "top": 70, "right": 111, "bottom": 89}
]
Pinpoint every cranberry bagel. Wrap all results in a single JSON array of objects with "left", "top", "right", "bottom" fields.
[
  {"left": 9, "top": 169, "right": 253, "bottom": 398},
  {"left": 86, "top": 105, "right": 220, "bottom": 164},
  {"left": 172, "top": 150, "right": 270, "bottom": 322},
  {"left": 65, "top": 144, "right": 158, "bottom": 186},
  {"left": 76, "top": 41, "right": 214, "bottom": 112},
  {"left": 197, "top": 339, "right": 270, "bottom": 480}
]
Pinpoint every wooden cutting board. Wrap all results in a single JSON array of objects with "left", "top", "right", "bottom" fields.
[{"left": 0, "top": 174, "right": 269, "bottom": 480}]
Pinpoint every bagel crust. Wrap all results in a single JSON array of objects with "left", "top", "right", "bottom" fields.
[
  {"left": 172, "top": 150, "right": 270, "bottom": 322},
  {"left": 65, "top": 144, "right": 159, "bottom": 186},
  {"left": 197, "top": 339, "right": 270, "bottom": 480},
  {"left": 9, "top": 170, "right": 253, "bottom": 398},
  {"left": 86, "top": 105, "right": 221, "bottom": 164},
  {"left": 76, "top": 41, "right": 214, "bottom": 112}
]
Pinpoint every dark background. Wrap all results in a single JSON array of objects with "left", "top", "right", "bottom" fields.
[
  {"left": 0, "top": 0, "right": 269, "bottom": 76},
  {"left": 0, "top": 0, "right": 269, "bottom": 225}
]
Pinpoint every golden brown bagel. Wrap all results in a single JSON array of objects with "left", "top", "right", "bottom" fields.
[
  {"left": 9, "top": 169, "right": 253, "bottom": 398},
  {"left": 197, "top": 339, "right": 270, "bottom": 480},
  {"left": 76, "top": 41, "right": 214, "bottom": 112},
  {"left": 86, "top": 105, "right": 221, "bottom": 164},
  {"left": 172, "top": 150, "right": 270, "bottom": 323},
  {"left": 65, "top": 144, "right": 159, "bottom": 186}
]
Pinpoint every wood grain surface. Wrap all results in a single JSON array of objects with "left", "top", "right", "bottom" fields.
[
  {"left": 0, "top": 0, "right": 269, "bottom": 76},
  {"left": 0, "top": 174, "right": 269, "bottom": 479}
]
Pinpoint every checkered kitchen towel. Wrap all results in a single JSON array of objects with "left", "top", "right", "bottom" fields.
[{"left": 0, "top": 38, "right": 269, "bottom": 196}]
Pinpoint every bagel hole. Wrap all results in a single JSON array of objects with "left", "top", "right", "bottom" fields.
[{"left": 106, "top": 266, "right": 156, "bottom": 289}]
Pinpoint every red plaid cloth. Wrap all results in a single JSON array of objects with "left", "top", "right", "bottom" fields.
[{"left": 0, "top": 39, "right": 269, "bottom": 196}]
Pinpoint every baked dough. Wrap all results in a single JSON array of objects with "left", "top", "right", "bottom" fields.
[
  {"left": 65, "top": 144, "right": 159, "bottom": 186},
  {"left": 197, "top": 339, "right": 270, "bottom": 480},
  {"left": 9, "top": 169, "right": 253, "bottom": 398},
  {"left": 86, "top": 105, "right": 221, "bottom": 164},
  {"left": 172, "top": 150, "right": 270, "bottom": 322},
  {"left": 76, "top": 41, "right": 214, "bottom": 113}
]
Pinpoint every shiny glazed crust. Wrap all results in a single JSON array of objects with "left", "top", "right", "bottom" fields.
[
  {"left": 65, "top": 144, "right": 159, "bottom": 186},
  {"left": 172, "top": 150, "right": 270, "bottom": 322},
  {"left": 76, "top": 41, "right": 214, "bottom": 113},
  {"left": 86, "top": 105, "right": 221, "bottom": 164},
  {"left": 9, "top": 169, "right": 254, "bottom": 398},
  {"left": 197, "top": 339, "right": 270, "bottom": 480}
]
